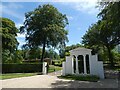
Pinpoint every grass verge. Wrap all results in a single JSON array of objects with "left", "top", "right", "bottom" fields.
[
  {"left": 0, "top": 73, "right": 38, "bottom": 80},
  {"left": 48, "top": 65, "right": 62, "bottom": 73},
  {"left": 58, "top": 74, "right": 100, "bottom": 82},
  {"left": 0, "top": 65, "right": 62, "bottom": 80}
]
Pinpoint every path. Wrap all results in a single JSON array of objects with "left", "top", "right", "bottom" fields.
[
  {"left": 48, "top": 70, "right": 62, "bottom": 76},
  {"left": 1, "top": 73, "right": 119, "bottom": 88}
]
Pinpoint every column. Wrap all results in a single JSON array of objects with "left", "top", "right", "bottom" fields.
[
  {"left": 83, "top": 55, "right": 87, "bottom": 74},
  {"left": 75, "top": 55, "right": 79, "bottom": 74}
]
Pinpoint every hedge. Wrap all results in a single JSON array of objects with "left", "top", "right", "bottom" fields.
[{"left": 2, "top": 63, "right": 42, "bottom": 73}]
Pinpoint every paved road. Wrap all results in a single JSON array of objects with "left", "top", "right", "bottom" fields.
[
  {"left": 1, "top": 74, "right": 118, "bottom": 88},
  {"left": 48, "top": 70, "right": 62, "bottom": 76}
]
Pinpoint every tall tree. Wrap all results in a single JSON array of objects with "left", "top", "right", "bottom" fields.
[
  {"left": 98, "top": 2, "right": 120, "bottom": 67},
  {"left": 82, "top": 2, "right": 120, "bottom": 67},
  {"left": 20, "top": 4, "right": 68, "bottom": 63},
  {"left": 1, "top": 17, "right": 19, "bottom": 63},
  {"left": 1, "top": 18, "right": 19, "bottom": 52}
]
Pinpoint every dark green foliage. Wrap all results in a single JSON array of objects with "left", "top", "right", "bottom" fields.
[
  {"left": 1, "top": 18, "right": 19, "bottom": 52},
  {"left": 59, "top": 43, "right": 83, "bottom": 58},
  {"left": 1, "top": 17, "right": 20, "bottom": 63},
  {"left": 82, "top": 2, "right": 120, "bottom": 67},
  {"left": 58, "top": 75, "right": 99, "bottom": 82},
  {"left": 2, "top": 50, "right": 23, "bottom": 64},
  {"left": 112, "top": 51, "right": 120, "bottom": 66},
  {"left": 52, "top": 59, "right": 64, "bottom": 67},
  {"left": 21, "top": 47, "right": 59, "bottom": 60},
  {"left": 2, "top": 63, "right": 42, "bottom": 73},
  {"left": 45, "top": 48, "right": 60, "bottom": 60},
  {"left": 20, "top": 4, "right": 68, "bottom": 63}
]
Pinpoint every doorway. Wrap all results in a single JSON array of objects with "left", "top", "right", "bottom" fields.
[
  {"left": 77, "top": 55, "right": 84, "bottom": 73},
  {"left": 86, "top": 55, "right": 90, "bottom": 74},
  {"left": 73, "top": 55, "right": 76, "bottom": 73}
]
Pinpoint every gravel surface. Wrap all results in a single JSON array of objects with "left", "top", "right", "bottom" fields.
[{"left": 1, "top": 74, "right": 118, "bottom": 88}]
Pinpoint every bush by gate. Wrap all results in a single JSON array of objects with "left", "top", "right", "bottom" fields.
[{"left": 2, "top": 63, "right": 42, "bottom": 73}]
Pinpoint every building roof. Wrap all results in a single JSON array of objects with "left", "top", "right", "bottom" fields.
[{"left": 70, "top": 47, "right": 92, "bottom": 52}]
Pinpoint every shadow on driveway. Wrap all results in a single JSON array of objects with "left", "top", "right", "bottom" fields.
[{"left": 51, "top": 78, "right": 118, "bottom": 88}]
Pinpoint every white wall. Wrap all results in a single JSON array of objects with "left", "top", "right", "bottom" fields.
[
  {"left": 62, "top": 62, "right": 66, "bottom": 76},
  {"left": 90, "top": 55, "right": 98, "bottom": 75},
  {"left": 65, "top": 56, "right": 73, "bottom": 74},
  {"left": 90, "top": 55, "right": 104, "bottom": 79},
  {"left": 97, "top": 62, "right": 104, "bottom": 79},
  {"left": 62, "top": 48, "right": 104, "bottom": 79},
  {"left": 62, "top": 56, "right": 73, "bottom": 75}
]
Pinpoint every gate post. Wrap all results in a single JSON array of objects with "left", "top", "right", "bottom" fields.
[{"left": 42, "top": 62, "right": 47, "bottom": 75}]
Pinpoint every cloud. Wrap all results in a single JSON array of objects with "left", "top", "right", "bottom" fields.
[
  {"left": 17, "top": 38, "right": 26, "bottom": 49},
  {"left": 61, "top": 0, "right": 99, "bottom": 15},
  {"left": 16, "top": 33, "right": 26, "bottom": 49},
  {"left": 73, "top": 1, "right": 99, "bottom": 14},
  {"left": 17, "top": 33, "right": 26, "bottom": 38},
  {"left": 67, "top": 15, "right": 73, "bottom": 20},
  {"left": 16, "top": 23, "right": 23, "bottom": 29},
  {"left": 0, "top": 3, "right": 24, "bottom": 20}
]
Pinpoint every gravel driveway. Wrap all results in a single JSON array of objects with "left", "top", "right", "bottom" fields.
[{"left": 1, "top": 74, "right": 119, "bottom": 88}]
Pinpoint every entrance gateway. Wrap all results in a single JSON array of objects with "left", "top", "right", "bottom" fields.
[{"left": 62, "top": 47, "right": 104, "bottom": 79}]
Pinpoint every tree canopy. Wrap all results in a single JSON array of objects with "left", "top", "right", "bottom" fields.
[
  {"left": 20, "top": 4, "right": 69, "bottom": 62},
  {"left": 1, "top": 17, "right": 20, "bottom": 63},
  {"left": 82, "top": 2, "right": 120, "bottom": 67},
  {"left": 1, "top": 17, "right": 19, "bottom": 52},
  {"left": 59, "top": 44, "right": 83, "bottom": 58}
]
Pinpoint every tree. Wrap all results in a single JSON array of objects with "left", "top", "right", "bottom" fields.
[
  {"left": 59, "top": 43, "right": 83, "bottom": 58},
  {"left": 98, "top": 2, "right": 120, "bottom": 67},
  {"left": 1, "top": 18, "right": 19, "bottom": 52},
  {"left": 20, "top": 4, "right": 68, "bottom": 64},
  {"left": 82, "top": 1, "right": 120, "bottom": 67},
  {"left": 1, "top": 17, "right": 19, "bottom": 63},
  {"left": 82, "top": 6, "right": 120, "bottom": 67},
  {"left": 98, "top": 2, "right": 120, "bottom": 45}
]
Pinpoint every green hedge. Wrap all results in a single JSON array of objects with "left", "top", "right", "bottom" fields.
[
  {"left": 2, "top": 63, "right": 42, "bottom": 73},
  {"left": 52, "top": 60, "right": 63, "bottom": 67}
]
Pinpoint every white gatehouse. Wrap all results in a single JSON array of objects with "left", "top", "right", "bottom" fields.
[{"left": 62, "top": 47, "right": 104, "bottom": 79}]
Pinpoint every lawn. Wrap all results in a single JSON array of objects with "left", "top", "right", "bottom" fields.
[
  {"left": 58, "top": 74, "right": 100, "bottom": 82},
  {"left": 48, "top": 65, "right": 62, "bottom": 73},
  {"left": 0, "top": 73, "right": 38, "bottom": 80},
  {"left": 0, "top": 65, "right": 62, "bottom": 80}
]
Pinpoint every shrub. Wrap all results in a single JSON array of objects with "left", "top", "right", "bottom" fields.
[
  {"left": 2, "top": 63, "right": 42, "bottom": 73},
  {"left": 65, "top": 52, "right": 70, "bottom": 56},
  {"left": 52, "top": 60, "right": 62, "bottom": 67},
  {"left": 58, "top": 74, "right": 99, "bottom": 82}
]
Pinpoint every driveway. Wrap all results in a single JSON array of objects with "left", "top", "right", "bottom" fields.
[{"left": 1, "top": 74, "right": 119, "bottom": 88}]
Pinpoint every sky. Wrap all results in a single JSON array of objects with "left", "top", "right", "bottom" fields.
[{"left": 1, "top": 1, "right": 100, "bottom": 50}]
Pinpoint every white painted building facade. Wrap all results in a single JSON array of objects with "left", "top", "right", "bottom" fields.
[{"left": 62, "top": 48, "right": 104, "bottom": 79}]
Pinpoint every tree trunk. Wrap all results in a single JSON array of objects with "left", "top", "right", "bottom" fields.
[
  {"left": 41, "top": 41, "right": 46, "bottom": 63},
  {"left": 106, "top": 45, "right": 114, "bottom": 68},
  {"left": 41, "top": 40, "right": 46, "bottom": 73}
]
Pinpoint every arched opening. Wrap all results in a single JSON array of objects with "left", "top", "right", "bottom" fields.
[
  {"left": 77, "top": 55, "right": 84, "bottom": 73},
  {"left": 73, "top": 55, "right": 76, "bottom": 73},
  {"left": 86, "top": 55, "right": 90, "bottom": 74}
]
